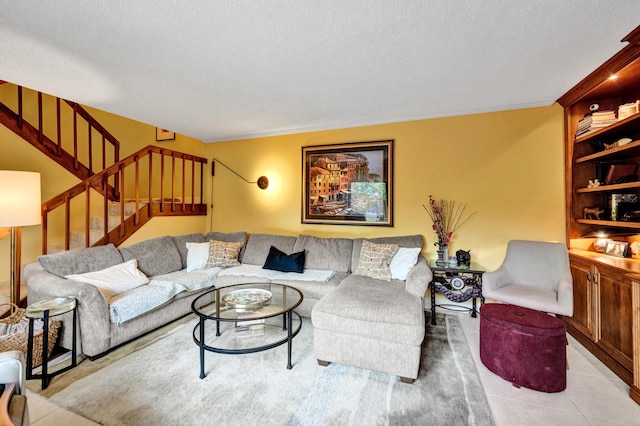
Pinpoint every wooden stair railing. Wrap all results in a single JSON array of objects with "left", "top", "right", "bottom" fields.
[
  {"left": 0, "top": 84, "right": 120, "bottom": 195},
  {"left": 42, "top": 146, "right": 207, "bottom": 253}
]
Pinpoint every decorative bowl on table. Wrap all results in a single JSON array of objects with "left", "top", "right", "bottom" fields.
[{"left": 221, "top": 289, "right": 272, "bottom": 309}]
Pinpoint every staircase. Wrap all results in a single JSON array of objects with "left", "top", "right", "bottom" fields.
[
  {"left": 47, "top": 201, "right": 145, "bottom": 253},
  {"left": 0, "top": 83, "right": 208, "bottom": 254}
]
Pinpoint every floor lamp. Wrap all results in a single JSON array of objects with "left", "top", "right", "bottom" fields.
[{"left": 0, "top": 171, "right": 41, "bottom": 305}]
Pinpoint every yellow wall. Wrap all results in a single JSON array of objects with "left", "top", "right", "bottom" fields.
[
  {"left": 0, "top": 84, "right": 208, "bottom": 283},
  {"left": 205, "top": 104, "right": 566, "bottom": 270},
  {"left": 1, "top": 80, "right": 566, "bottom": 284}
]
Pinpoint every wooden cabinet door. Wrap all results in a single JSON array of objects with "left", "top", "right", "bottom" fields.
[
  {"left": 596, "top": 265, "right": 634, "bottom": 371},
  {"left": 567, "top": 255, "right": 595, "bottom": 338}
]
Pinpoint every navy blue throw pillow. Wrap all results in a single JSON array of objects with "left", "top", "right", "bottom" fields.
[{"left": 263, "top": 245, "right": 305, "bottom": 273}]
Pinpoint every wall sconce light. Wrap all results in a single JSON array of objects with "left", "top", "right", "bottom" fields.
[
  {"left": 211, "top": 158, "right": 268, "bottom": 190},
  {"left": 0, "top": 171, "right": 42, "bottom": 304}
]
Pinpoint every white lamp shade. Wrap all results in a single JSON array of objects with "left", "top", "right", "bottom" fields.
[{"left": 0, "top": 171, "right": 42, "bottom": 227}]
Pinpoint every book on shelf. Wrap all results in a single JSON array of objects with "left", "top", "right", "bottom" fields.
[{"left": 575, "top": 110, "right": 617, "bottom": 137}]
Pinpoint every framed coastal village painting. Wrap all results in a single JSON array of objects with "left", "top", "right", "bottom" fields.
[{"left": 302, "top": 140, "right": 394, "bottom": 226}]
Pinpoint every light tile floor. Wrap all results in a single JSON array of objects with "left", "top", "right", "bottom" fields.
[
  {"left": 457, "top": 310, "right": 640, "bottom": 426},
  {"left": 24, "top": 309, "right": 640, "bottom": 426}
]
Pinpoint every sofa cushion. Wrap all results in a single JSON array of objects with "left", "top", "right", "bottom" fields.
[
  {"left": 205, "top": 240, "right": 243, "bottom": 268},
  {"left": 38, "top": 243, "right": 124, "bottom": 278},
  {"left": 353, "top": 240, "right": 398, "bottom": 281},
  {"left": 271, "top": 272, "right": 348, "bottom": 300},
  {"left": 120, "top": 236, "right": 183, "bottom": 276},
  {"left": 263, "top": 245, "right": 305, "bottom": 273},
  {"left": 65, "top": 259, "right": 149, "bottom": 299},
  {"left": 292, "top": 235, "right": 353, "bottom": 273},
  {"left": 205, "top": 231, "right": 248, "bottom": 260},
  {"left": 172, "top": 233, "right": 206, "bottom": 269},
  {"left": 351, "top": 235, "right": 422, "bottom": 272},
  {"left": 242, "top": 234, "right": 297, "bottom": 266}
]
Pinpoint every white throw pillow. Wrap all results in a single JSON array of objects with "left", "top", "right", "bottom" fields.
[
  {"left": 66, "top": 259, "right": 149, "bottom": 299},
  {"left": 390, "top": 247, "right": 421, "bottom": 280},
  {"left": 186, "top": 242, "right": 211, "bottom": 271}
]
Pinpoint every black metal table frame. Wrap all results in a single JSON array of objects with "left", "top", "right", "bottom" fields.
[
  {"left": 26, "top": 303, "right": 78, "bottom": 390},
  {"left": 430, "top": 264, "right": 485, "bottom": 325},
  {"left": 191, "top": 285, "right": 303, "bottom": 379}
]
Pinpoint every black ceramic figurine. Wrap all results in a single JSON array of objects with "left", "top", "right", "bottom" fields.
[{"left": 456, "top": 249, "right": 471, "bottom": 267}]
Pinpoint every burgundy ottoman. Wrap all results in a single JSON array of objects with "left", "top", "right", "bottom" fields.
[{"left": 480, "top": 303, "right": 566, "bottom": 392}]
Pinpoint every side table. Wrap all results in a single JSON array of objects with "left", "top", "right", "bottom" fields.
[
  {"left": 429, "top": 260, "right": 485, "bottom": 325},
  {"left": 26, "top": 297, "right": 77, "bottom": 390}
]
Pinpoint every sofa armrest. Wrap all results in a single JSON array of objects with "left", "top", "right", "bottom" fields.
[
  {"left": 24, "top": 263, "right": 111, "bottom": 355},
  {"left": 405, "top": 256, "right": 432, "bottom": 298}
]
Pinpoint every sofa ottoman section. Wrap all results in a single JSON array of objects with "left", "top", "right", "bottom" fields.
[
  {"left": 312, "top": 281, "right": 425, "bottom": 382},
  {"left": 479, "top": 303, "right": 567, "bottom": 392}
]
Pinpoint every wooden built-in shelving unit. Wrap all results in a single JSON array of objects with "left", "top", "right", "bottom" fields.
[{"left": 557, "top": 25, "right": 640, "bottom": 405}]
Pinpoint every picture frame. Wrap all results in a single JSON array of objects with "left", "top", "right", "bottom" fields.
[
  {"left": 302, "top": 140, "right": 393, "bottom": 226},
  {"left": 604, "top": 241, "right": 630, "bottom": 258},
  {"left": 156, "top": 128, "right": 175, "bottom": 141}
]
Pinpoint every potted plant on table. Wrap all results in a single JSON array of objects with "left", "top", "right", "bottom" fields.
[{"left": 423, "top": 195, "right": 475, "bottom": 265}]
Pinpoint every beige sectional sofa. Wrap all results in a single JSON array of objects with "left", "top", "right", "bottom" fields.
[{"left": 24, "top": 231, "right": 432, "bottom": 375}]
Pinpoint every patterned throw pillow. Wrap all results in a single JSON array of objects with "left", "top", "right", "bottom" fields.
[
  {"left": 354, "top": 240, "right": 399, "bottom": 281},
  {"left": 205, "top": 240, "right": 244, "bottom": 268}
]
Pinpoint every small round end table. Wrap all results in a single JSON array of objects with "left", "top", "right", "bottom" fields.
[{"left": 26, "top": 297, "right": 78, "bottom": 390}]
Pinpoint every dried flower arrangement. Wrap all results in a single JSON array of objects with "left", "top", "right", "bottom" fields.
[{"left": 423, "top": 195, "right": 476, "bottom": 247}]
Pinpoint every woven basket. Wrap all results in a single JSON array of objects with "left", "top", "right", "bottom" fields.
[{"left": 0, "top": 302, "right": 61, "bottom": 367}]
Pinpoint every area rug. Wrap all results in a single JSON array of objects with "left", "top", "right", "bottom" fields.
[{"left": 41, "top": 313, "right": 495, "bottom": 425}]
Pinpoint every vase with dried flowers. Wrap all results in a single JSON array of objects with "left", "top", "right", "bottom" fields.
[{"left": 423, "top": 195, "right": 476, "bottom": 265}]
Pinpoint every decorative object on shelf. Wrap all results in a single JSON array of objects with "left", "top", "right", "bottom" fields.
[
  {"left": 604, "top": 137, "right": 633, "bottom": 150},
  {"left": 605, "top": 163, "right": 637, "bottom": 185},
  {"left": 156, "top": 127, "right": 175, "bottom": 141},
  {"left": 593, "top": 237, "right": 613, "bottom": 253},
  {"left": 610, "top": 194, "right": 639, "bottom": 221},
  {"left": 583, "top": 206, "right": 604, "bottom": 220},
  {"left": 631, "top": 241, "right": 640, "bottom": 256},
  {"left": 456, "top": 249, "right": 471, "bottom": 266},
  {"left": 622, "top": 209, "right": 640, "bottom": 221},
  {"left": 604, "top": 241, "right": 630, "bottom": 258},
  {"left": 618, "top": 101, "right": 640, "bottom": 120},
  {"left": 302, "top": 140, "right": 394, "bottom": 226},
  {"left": 448, "top": 256, "right": 458, "bottom": 266},
  {"left": 423, "top": 195, "right": 476, "bottom": 265},
  {"left": 587, "top": 179, "right": 601, "bottom": 188}
]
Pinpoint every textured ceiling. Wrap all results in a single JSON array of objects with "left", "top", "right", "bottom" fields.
[{"left": 1, "top": 2, "right": 639, "bottom": 142}]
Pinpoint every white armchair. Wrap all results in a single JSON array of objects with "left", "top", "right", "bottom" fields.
[
  {"left": 0, "top": 350, "right": 29, "bottom": 426},
  {"left": 482, "top": 240, "right": 573, "bottom": 316}
]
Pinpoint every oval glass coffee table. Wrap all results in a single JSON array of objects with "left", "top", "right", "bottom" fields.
[{"left": 191, "top": 283, "right": 303, "bottom": 379}]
